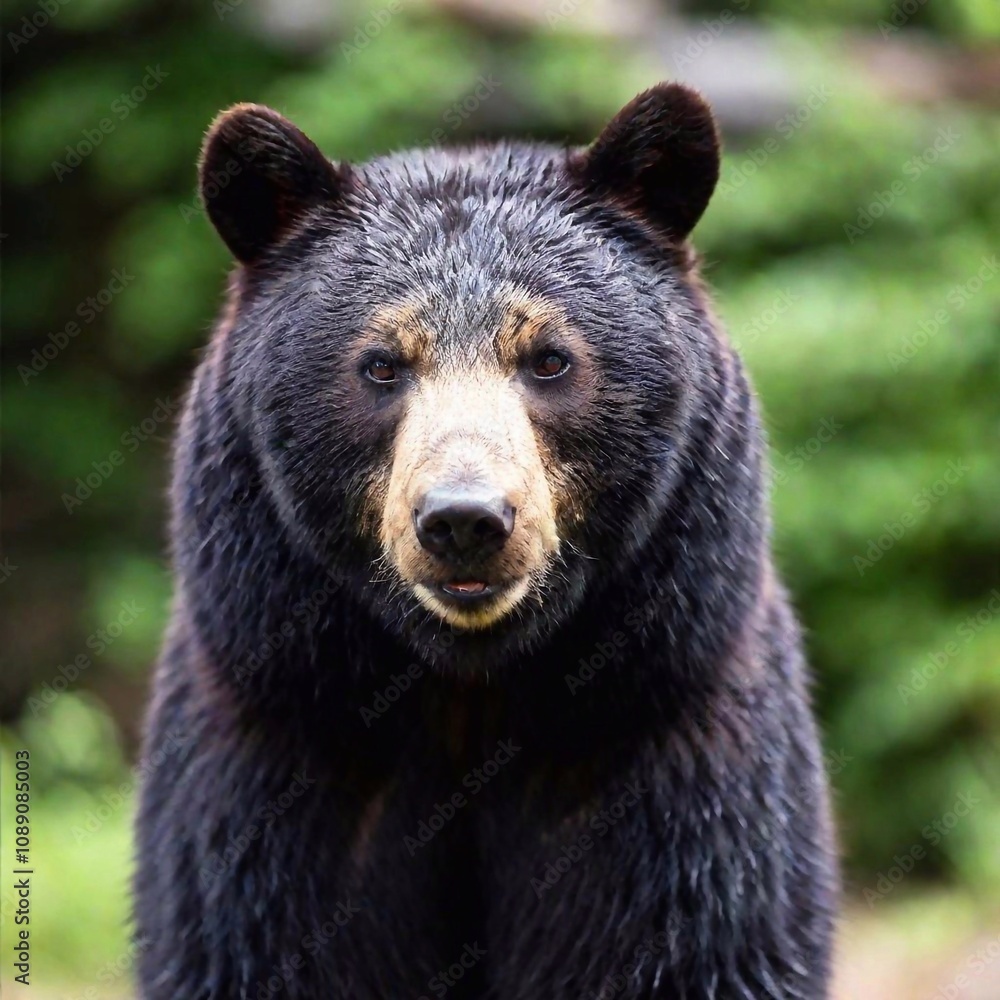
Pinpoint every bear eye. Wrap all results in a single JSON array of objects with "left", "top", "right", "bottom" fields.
[
  {"left": 365, "top": 357, "right": 398, "bottom": 384},
  {"left": 532, "top": 351, "right": 570, "bottom": 380}
]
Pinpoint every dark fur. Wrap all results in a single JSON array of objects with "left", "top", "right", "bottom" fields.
[{"left": 135, "top": 85, "right": 837, "bottom": 998}]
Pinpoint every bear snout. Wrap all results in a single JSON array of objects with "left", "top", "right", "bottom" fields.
[{"left": 413, "top": 485, "right": 515, "bottom": 562}]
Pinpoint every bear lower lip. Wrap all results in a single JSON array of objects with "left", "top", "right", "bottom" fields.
[{"left": 437, "top": 581, "right": 497, "bottom": 603}]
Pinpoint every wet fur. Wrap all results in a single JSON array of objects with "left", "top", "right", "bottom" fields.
[{"left": 134, "top": 88, "right": 838, "bottom": 998}]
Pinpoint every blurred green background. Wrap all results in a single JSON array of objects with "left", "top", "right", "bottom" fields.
[{"left": 2, "top": 0, "right": 999, "bottom": 995}]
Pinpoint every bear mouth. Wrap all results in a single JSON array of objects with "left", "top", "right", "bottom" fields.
[
  {"left": 436, "top": 580, "right": 497, "bottom": 604},
  {"left": 413, "top": 577, "right": 532, "bottom": 629}
]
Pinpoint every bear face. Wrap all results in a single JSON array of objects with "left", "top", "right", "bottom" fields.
[{"left": 199, "top": 86, "right": 721, "bottom": 668}]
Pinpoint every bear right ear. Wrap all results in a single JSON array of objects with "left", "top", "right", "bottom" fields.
[
  {"left": 199, "top": 104, "right": 350, "bottom": 264},
  {"left": 570, "top": 83, "right": 720, "bottom": 242}
]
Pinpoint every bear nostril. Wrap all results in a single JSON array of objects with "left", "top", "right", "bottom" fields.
[
  {"left": 414, "top": 489, "right": 515, "bottom": 560},
  {"left": 424, "top": 517, "right": 454, "bottom": 544},
  {"left": 472, "top": 513, "right": 506, "bottom": 544}
]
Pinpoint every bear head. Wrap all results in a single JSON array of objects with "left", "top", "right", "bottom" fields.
[{"left": 198, "top": 84, "right": 722, "bottom": 667}]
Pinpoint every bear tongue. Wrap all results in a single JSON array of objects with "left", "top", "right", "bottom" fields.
[{"left": 446, "top": 581, "right": 487, "bottom": 595}]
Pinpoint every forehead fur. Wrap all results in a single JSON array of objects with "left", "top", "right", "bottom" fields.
[
  {"left": 357, "top": 143, "right": 574, "bottom": 226},
  {"left": 304, "top": 143, "right": 636, "bottom": 309}
]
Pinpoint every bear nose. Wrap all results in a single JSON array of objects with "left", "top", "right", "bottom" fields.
[{"left": 414, "top": 487, "right": 515, "bottom": 560}]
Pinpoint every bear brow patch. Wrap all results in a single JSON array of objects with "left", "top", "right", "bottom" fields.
[
  {"left": 493, "top": 288, "right": 567, "bottom": 370},
  {"left": 364, "top": 298, "right": 437, "bottom": 368}
]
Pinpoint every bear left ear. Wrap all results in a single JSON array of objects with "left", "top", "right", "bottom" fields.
[
  {"left": 570, "top": 83, "right": 720, "bottom": 242},
  {"left": 199, "top": 104, "right": 351, "bottom": 264}
]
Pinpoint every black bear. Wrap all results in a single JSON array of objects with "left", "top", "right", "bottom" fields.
[{"left": 134, "top": 83, "right": 837, "bottom": 998}]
